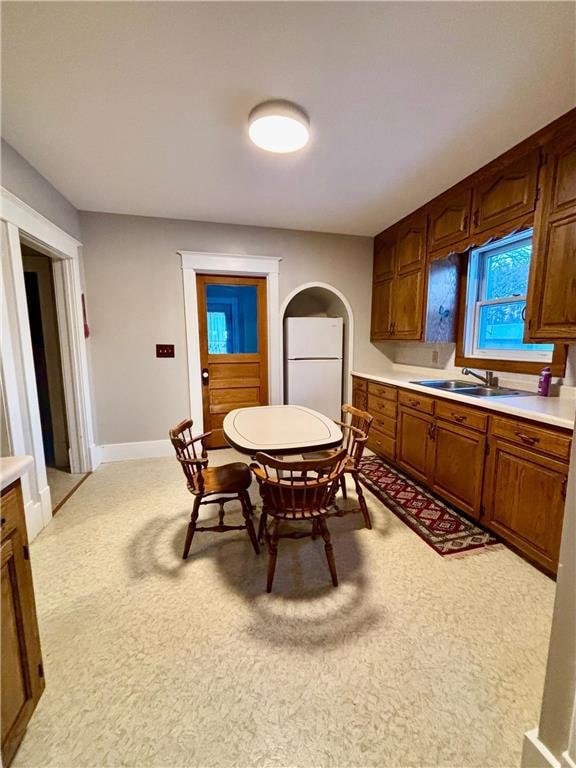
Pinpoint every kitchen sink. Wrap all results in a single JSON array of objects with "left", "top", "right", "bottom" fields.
[
  {"left": 410, "top": 379, "right": 476, "bottom": 390},
  {"left": 461, "top": 386, "right": 534, "bottom": 398},
  {"left": 412, "top": 380, "right": 534, "bottom": 398}
]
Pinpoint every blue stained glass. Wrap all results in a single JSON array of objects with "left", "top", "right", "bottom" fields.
[{"left": 206, "top": 284, "right": 258, "bottom": 355}]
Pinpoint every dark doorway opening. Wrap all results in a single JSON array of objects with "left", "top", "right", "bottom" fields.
[{"left": 22, "top": 244, "right": 87, "bottom": 512}]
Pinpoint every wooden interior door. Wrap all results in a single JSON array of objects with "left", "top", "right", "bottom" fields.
[{"left": 197, "top": 275, "right": 268, "bottom": 448}]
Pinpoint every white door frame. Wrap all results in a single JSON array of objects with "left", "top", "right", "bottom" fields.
[
  {"left": 179, "top": 251, "right": 281, "bottom": 430},
  {"left": 1, "top": 188, "right": 96, "bottom": 538}
]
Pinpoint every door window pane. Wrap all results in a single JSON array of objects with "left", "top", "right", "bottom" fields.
[{"left": 206, "top": 284, "right": 258, "bottom": 354}]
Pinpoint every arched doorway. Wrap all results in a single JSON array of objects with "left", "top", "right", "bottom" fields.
[{"left": 280, "top": 282, "right": 354, "bottom": 408}]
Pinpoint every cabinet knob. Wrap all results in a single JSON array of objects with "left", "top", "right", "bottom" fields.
[{"left": 452, "top": 414, "right": 466, "bottom": 423}]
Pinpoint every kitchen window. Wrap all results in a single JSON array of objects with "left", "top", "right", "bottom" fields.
[{"left": 463, "top": 231, "right": 554, "bottom": 362}]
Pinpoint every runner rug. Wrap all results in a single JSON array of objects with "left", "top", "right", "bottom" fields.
[{"left": 358, "top": 455, "right": 499, "bottom": 557}]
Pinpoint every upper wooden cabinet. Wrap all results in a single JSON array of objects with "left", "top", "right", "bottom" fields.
[
  {"left": 393, "top": 270, "right": 425, "bottom": 339},
  {"left": 373, "top": 230, "right": 396, "bottom": 282},
  {"left": 428, "top": 188, "right": 472, "bottom": 254},
  {"left": 370, "top": 216, "right": 426, "bottom": 342},
  {"left": 395, "top": 213, "right": 427, "bottom": 275},
  {"left": 525, "top": 126, "right": 576, "bottom": 341},
  {"left": 471, "top": 149, "right": 540, "bottom": 234},
  {"left": 370, "top": 279, "right": 393, "bottom": 340}
]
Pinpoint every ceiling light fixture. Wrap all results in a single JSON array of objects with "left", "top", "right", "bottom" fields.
[{"left": 248, "top": 100, "right": 310, "bottom": 153}]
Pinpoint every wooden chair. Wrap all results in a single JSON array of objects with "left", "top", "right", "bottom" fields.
[
  {"left": 304, "top": 404, "right": 374, "bottom": 529},
  {"left": 169, "top": 419, "right": 259, "bottom": 559},
  {"left": 251, "top": 449, "right": 348, "bottom": 592}
]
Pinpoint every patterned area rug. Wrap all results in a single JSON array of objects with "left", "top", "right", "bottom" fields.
[{"left": 359, "top": 455, "right": 499, "bottom": 557}]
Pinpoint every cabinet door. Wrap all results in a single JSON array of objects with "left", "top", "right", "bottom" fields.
[
  {"left": 370, "top": 279, "right": 393, "bottom": 341},
  {"left": 396, "top": 406, "right": 433, "bottom": 485},
  {"left": 525, "top": 127, "right": 576, "bottom": 341},
  {"left": 391, "top": 270, "right": 424, "bottom": 340},
  {"left": 471, "top": 149, "right": 539, "bottom": 234},
  {"left": 430, "top": 420, "right": 486, "bottom": 519},
  {"left": 428, "top": 188, "right": 472, "bottom": 253},
  {"left": 1, "top": 487, "right": 44, "bottom": 767},
  {"left": 352, "top": 377, "right": 368, "bottom": 411},
  {"left": 373, "top": 230, "right": 396, "bottom": 282},
  {"left": 482, "top": 438, "right": 567, "bottom": 574},
  {"left": 396, "top": 213, "right": 427, "bottom": 275}
]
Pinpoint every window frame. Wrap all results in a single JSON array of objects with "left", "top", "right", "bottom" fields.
[
  {"left": 463, "top": 230, "right": 554, "bottom": 363},
  {"left": 455, "top": 232, "right": 567, "bottom": 377}
]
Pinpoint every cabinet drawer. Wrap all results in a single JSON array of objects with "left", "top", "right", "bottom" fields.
[
  {"left": 398, "top": 390, "right": 435, "bottom": 414},
  {"left": 436, "top": 400, "right": 488, "bottom": 433},
  {"left": 1, "top": 482, "right": 23, "bottom": 538},
  {"left": 367, "top": 429, "right": 396, "bottom": 461},
  {"left": 372, "top": 413, "right": 396, "bottom": 438},
  {"left": 367, "top": 381, "right": 397, "bottom": 402},
  {"left": 367, "top": 394, "right": 397, "bottom": 420},
  {"left": 491, "top": 417, "right": 571, "bottom": 461}
]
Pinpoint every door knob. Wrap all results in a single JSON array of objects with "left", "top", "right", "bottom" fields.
[{"left": 201, "top": 368, "right": 209, "bottom": 385}]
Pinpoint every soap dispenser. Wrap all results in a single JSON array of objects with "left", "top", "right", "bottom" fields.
[{"left": 537, "top": 366, "right": 552, "bottom": 397}]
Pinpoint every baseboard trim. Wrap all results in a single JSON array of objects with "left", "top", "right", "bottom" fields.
[
  {"left": 99, "top": 439, "right": 173, "bottom": 463},
  {"left": 39, "top": 484, "right": 52, "bottom": 526},
  {"left": 24, "top": 498, "right": 44, "bottom": 542},
  {"left": 90, "top": 443, "right": 102, "bottom": 470},
  {"left": 523, "top": 729, "right": 562, "bottom": 768}
]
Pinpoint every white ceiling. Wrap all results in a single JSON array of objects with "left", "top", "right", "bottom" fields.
[{"left": 2, "top": 2, "right": 575, "bottom": 236}]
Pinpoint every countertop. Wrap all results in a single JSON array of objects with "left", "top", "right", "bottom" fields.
[
  {"left": 1, "top": 456, "right": 34, "bottom": 492},
  {"left": 352, "top": 370, "right": 576, "bottom": 430}
]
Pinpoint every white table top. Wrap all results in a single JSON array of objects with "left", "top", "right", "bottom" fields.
[{"left": 223, "top": 405, "right": 343, "bottom": 455}]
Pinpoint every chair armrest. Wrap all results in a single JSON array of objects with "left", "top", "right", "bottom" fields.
[{"left": 180, "top": 456, "right": 209, "bottom": 469}]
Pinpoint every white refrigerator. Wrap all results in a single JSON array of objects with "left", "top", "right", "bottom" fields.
[{"left": 284, "top": 317, "right": 343, "bottom": 421}]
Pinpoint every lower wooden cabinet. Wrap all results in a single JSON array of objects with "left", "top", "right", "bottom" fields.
[
  {"left": 430, "top": 419, "right": 486, "bottom": 520},
  {"left": 396, "top": 405, "right": 433, "bottom": 485},
  {"left": 1, "top": 480, "right": 44, "bottom": 767},
  {"left": 482, "top": 437, "right": 567, "bottom": 574},
  {"left": 356, "top": 376, "right": 571, "bottom": 576}
]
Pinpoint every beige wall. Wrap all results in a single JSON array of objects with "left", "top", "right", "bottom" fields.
[
  {"left": 1, "top": 139, "right": 82, "bottom": 240},
  {"left": 79, "top": 211, "right": 383, "bottom": 445}
]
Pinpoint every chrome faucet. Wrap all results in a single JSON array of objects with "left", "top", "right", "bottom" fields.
[{"left": 461, "top": 368, "right": 498, "bottom": 388}]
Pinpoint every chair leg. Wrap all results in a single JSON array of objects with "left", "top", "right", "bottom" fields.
[
  {"left": 353, "top": 472, "right": 372, "bottom": 529},
  {"left": 183, "top": 496, "right": 202, "bottom": 560},
  {"left": 240, "top": 491, "right": 260, "bottom": 555},
  {"left": 318, "top": 518, "right": 338, "bottom": 587},
  {"left": 340, "top": 474, "right": 347, "bottom": 499},
  {"left": 266, "top": 519, "right": 280, "bottom": 593},
  {"left": 311, "top": 519, "right": 318, "bottom": 540},
  {"left": 258, "top": 508, "right": 268, "bottom": 545}
]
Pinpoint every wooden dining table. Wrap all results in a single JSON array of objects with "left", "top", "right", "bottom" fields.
[{"left": 223, "top": 404, "right": 342, "bottom": 456}]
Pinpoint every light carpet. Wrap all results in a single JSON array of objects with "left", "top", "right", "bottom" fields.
[
  {"left": 46, "top": 466, "right": 88, "bottom": 511},
  {"left": 15, "top": 449, "right": 555, "bottom": 768}
]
